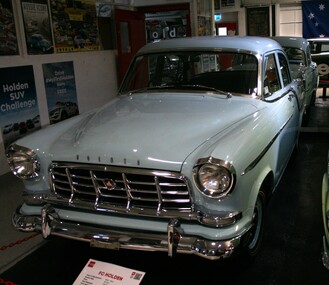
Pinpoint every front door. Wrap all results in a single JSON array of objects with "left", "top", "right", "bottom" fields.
[{"left": 115, "top": 9, "right": 146, "bottom": 84}]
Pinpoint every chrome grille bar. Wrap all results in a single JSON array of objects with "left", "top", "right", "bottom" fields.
[{"left": 49, "top": 162, "right": 193, "bottom": 215}]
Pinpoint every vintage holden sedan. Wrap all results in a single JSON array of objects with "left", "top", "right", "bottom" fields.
[
  {"left": 273, "top": 36, "right": 319, "bottom": 114},
  {"left": 7, "top": 36, "right": 304, "bottom": 261},
  {"left": 322, "top": 151, "right": 329, "bottom": 269}
]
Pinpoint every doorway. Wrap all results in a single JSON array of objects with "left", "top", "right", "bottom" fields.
[{"left": 115, "top": 4, "right": 191, "bottom": 84}]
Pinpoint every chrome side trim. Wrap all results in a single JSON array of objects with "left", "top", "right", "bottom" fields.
[{"left": 242, "top": 115, "right": 292, "bottom": 176}]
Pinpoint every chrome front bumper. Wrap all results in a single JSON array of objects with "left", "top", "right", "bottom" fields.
[{"left": 13, "top": 204, "right": 244, "bottom": 260}]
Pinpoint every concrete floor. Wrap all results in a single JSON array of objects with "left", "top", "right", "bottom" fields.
[
  {"left": 0, "top": 173, "right": 45, "bottom": 274},
  {"left": 0, "top": 91, "right": 328, "bottom": 284}
]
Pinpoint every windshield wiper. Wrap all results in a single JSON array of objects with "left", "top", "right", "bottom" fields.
[
  {"left": 179, "top": 84, "right": 232, "bottom": 98},
  {"left": 127, "top": 84, "right": 232, "bottom": 98},
  {"left": 127, "top": 86, "right": 172, "bottom": 95}
]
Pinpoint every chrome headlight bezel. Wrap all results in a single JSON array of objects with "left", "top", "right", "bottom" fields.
[
  {"left": 6, "top": 144, "right": 40, "bottom": 179},
  {"left": 193, "top": 157, "right": 236, "bottom": 198}
]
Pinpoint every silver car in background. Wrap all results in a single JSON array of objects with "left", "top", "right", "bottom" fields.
[
  {"left": 308, "top": 37, "right": 329, "bottom": 93},
  {"left": 273, "top": 36, "right": 319, "bottom": 116},
  {"left": 322, "top": 150, "right": 329, "bottom": 270}
]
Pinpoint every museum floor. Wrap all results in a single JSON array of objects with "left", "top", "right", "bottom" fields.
[{"left": 0, "top": 90, "right": 329, "bottom": 285}]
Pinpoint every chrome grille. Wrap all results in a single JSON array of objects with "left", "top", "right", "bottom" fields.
[{"left": 49, "top": 162, "right": 193, "bottom": 215}]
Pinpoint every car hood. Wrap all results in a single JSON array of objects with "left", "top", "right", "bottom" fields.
[{"left": 50, "top": 93, "right": 258, "bottom": 171}]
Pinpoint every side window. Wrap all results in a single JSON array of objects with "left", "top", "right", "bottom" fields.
[
  {"left": 311, "top": 43, "right": 316, "bottom": 54},
  {"left": 264, "top": 54, "right": 280, "bottom": 96},
  {"left": 315, "top": 43, "right": 322, "bottom": 53},
  {"left": 278, "top": 53, "right": 291, "bottom": 87}
]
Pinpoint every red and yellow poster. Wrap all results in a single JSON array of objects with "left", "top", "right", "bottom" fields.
[{"left": 50, "top": 0, "right": 100, "bottom": 53}]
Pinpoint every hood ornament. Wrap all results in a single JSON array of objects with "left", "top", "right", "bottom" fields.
[{"left": 103, "top": 178, "right": 116, "bottom": 190}]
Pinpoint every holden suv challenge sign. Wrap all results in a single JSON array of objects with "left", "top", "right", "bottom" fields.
[{"left": 0, "top": 65, "right": 40, "bottom": 148}]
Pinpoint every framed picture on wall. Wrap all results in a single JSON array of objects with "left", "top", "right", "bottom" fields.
[
  {"left": 50, "top": 0, "right": 100, "bottom": 53},
  {"left": 21, "top": 0, "right": 54, "bottom": 55},
  {"left": 221, "top": 0, "right": 235, "bottom": 7},
  {"left": 0, "top": 0, "right": 19, "bottom": 55},
  {"left": 42, "top": 61, "right": 79, "bottom": 124},
  {"left": 247, "top": 6, "right": 270, "bottom": 37},
  {"left": 214, "top": 0, "right": 220, "bottom": 10}
]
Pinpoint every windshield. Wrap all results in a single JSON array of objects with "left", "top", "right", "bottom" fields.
[
  {"left": 120, "top": 52, "right": 258, "bottom": 96},
  {"left": 283, "top": 47, "right": 306, "bottom": 66}
]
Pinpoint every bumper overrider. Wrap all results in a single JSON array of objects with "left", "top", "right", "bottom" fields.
[
  {"left": 323, "top": 236, "right": 329, "bottom": 269},
  {"left": 12, "top": 204, "right": 250, "bottom": 260}
]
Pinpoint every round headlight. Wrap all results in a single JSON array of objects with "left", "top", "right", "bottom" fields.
[
  {"left": 196, "top": 162, "right": 234, "bottom": 198},
  {"left": 6, "top": 144, "right": 40, "bottom": 179}
]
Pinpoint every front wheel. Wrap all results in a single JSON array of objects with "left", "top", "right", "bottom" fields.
[{"left": 241, "top": 189, "right": 266, "bottom": 259}]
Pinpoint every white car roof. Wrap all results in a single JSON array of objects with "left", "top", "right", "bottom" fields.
[
  {"left": 307, "top": 37, "right": 329, "bottom": 41},
  {"left": 272, "top": 36, "right": 309, "bottom": 50},
  {"left": 137, "top": 36, "right": 283, "bottom": 56}
]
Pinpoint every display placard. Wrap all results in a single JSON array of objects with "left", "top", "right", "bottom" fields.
[{"left": 73, "top": 259, "right": 145, "bottom": 285}]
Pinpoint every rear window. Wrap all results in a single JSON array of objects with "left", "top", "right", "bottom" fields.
[{"left": 310, "top": 42, "right": 329, "bottom": 54}]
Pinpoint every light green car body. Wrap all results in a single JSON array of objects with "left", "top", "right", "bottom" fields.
[{"left": 322, "top": 151, "right": 329, "bottom": 269}]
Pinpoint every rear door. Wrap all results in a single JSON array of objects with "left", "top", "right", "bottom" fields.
[{"left": 264, "top": 52, "right": 301, "bottom": 176}]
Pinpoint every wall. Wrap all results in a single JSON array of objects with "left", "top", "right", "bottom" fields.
[
  {"left": 0, "top": 50, "right": 118, "bottom": 175},
  {"left": 0, "top": 0, "right": 120, "bottom": 175},
  {"left": 279, "top": 4, "right": 302, "bottom": 36}
]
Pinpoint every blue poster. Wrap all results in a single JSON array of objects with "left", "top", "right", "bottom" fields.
[
  {"left": 42, "top": 61, "right": 79, "bottom": 124},
  {"left": 0, "top": 65, "right": 40, "bottom": 147}
]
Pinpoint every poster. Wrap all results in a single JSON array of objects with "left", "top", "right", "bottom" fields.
[
  {"left": 145, "top": 9, "right": 189, "bottom": 43},
  {"left": 50, "top": 0, "right": 100, "bottom": 53},
  {"left": 247, "top": 7, "right": 270, "bottom": 37},
  {"left": 214, "top": 0, "right": 220, "bottom": 10},
  {"left": 217, "top": 22, "right": 237, "bottom": 36},
  {"left": 96, "top": 3, "right": 112, "bottom": 18},
  {"left": 42, "top": 61, "right": 79, "bottom": 124},
  {"left": 21, "top": 1, "right": 53, "bottom": 55},
  {"left": 221, "top": 0, "right": 235, "bottom": 7},
  {"left": 0, "top": 65, "right": 40, "bottom": 148},
  {"left": 0, "top": 0, "right": 19, "bottom": 55}
]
